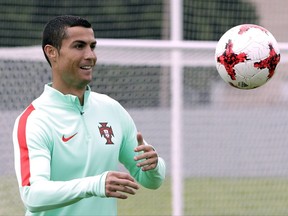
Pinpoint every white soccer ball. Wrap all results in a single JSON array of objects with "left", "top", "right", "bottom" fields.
[{"left": 215, "top": 24, "right": 280, "bottom": 89}]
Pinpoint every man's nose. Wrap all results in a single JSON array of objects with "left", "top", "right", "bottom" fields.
[{"left": 85, "top": 48, "right": 97, "bottom": 64}]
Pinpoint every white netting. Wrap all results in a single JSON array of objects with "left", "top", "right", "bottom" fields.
[
  {"left": 1, "top": 42, "right": 288, "bottom": 215},
  {"left": 2, "top": 0, "right": 288, "bottom": 215}
]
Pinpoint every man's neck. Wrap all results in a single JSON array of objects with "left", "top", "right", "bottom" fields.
[{"left": 52, "top": 82, "right": 86, "bottom": 105}]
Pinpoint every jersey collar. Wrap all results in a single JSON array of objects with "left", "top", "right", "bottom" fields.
[{"left": 44, "top": 83, "right": 91, "bottom": 108}]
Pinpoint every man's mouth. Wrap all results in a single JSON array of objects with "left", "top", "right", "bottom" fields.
[{"left": 80, "top": 65, "right": 93, "bottom": 70}]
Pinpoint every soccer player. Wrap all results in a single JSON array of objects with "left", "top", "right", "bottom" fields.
[{"left": 13, "top": 15, "right": 166, "bottom": 216}]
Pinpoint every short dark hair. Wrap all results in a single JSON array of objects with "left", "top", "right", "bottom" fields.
[{"left": 42, "top": 15, "right": 92, "bottom": 65}]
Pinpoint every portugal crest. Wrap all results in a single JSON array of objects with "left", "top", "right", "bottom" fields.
[{"left": 98, "top": 122, "right": 114, "bottom": 144}]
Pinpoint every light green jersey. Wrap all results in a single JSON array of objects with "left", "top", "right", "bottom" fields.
[{"left": 13, "top": 84, "right": 166, "bottom": 216}]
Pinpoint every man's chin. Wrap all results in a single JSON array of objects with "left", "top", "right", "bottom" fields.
[{"left": 77, "top": 79, "right": 92, "bottom": 89}]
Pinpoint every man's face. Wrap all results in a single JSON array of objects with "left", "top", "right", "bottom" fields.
[{"left": 55, "top": 26, "right": 97, "bottom": 90}]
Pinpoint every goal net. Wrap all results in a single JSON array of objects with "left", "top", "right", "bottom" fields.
[
  {"left": 1, "top": 0, "right": 288, "bottom": 216},
  {"left": 1, "top": 40, "right": 288, "bottom": 215}
]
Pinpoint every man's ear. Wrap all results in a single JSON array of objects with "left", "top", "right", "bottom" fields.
[{"left": 44, "top": 45, "right": 58, "bottom": 63}]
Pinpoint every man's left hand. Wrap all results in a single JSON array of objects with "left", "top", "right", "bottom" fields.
[{"left": 134, "top": 132, "right": 158, "bottom": 171}]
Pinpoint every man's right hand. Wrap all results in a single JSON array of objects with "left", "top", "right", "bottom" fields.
[{"left": 105, "top": 171, "right": 139, "bottom": 199}]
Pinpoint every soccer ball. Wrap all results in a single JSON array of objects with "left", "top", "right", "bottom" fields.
[{"left": 215, "top": 24, "right": 280, "bottom": 89}]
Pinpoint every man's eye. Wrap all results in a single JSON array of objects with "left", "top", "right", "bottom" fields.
[{"left": 75, "top": 44, "right": 84, "bottom": 49}]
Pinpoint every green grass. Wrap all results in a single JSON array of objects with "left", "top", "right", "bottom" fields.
[
  {"left": 184, "top": 178, "right": 288, "bottom": 216},
  {"left": 2, "top": 176, "right": 288, "bottom": 216},
  {"left": 118, "top": 179, "right": 172, "bottom": 216},
  {"left": 0, "top": 176, "right": 24, "bottom": 216}
]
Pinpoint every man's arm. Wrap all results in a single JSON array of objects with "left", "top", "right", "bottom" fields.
[
  {"left": 118, "top": 108, "right": 166, "bottom": 190},
  {"left": 13, "top": 108, "right": 140, "bottom": 213},
  {"left": 19, "top": 174, "right": 107, "bottom": 212},
  {"left": 134, "top": 132, "right": 166, "bottom": 189},
  {"left": 13, "top": 110, "right": 109, "bottom": 213}
]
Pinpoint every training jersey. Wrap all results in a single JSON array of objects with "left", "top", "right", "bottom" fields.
[{"left": 13, "top": 83, "right": 166, "bottom": 216}]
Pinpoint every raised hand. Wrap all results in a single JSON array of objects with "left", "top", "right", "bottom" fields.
[{"left": 134, "top": 132, "right": 158, "bottom": 171}]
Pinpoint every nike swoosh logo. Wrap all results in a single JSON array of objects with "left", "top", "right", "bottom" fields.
[{"left": 62, "top": 133, "right": 78, "bottom": 142}]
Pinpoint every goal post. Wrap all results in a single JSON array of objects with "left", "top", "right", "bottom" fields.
[
  {"left": 2, "top": 0, "right": 288, "bottom": 215},
  {"left": 0, "top": 40, "right": 216, "bottom": 216},
  {"left": 1, "top": 40, "right": 288, "bottom": 216}
]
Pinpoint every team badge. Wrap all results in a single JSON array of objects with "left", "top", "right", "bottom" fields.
[{"left": 98, "top": 122, "right": 114, "bottom": 144}]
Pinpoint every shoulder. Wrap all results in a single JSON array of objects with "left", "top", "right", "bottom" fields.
[
  {"left": 15, "top": 102, "right": 50, "bottom": 130},
  {"left": 13, "top": 102, "right": 53, "bottom": 148},
  {"left": 88, "top": 91, "right": 134, "bottom": 122},
  {"left": 14, "top": 93, "right": 53, "bottom": 134},
  {"left": 89, "top": 92, "right": 123, "bottom": 108}
]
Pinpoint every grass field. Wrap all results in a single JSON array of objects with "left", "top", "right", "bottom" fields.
[{"left": 1, "top": 176, "right": 288, "bottom": 216}]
